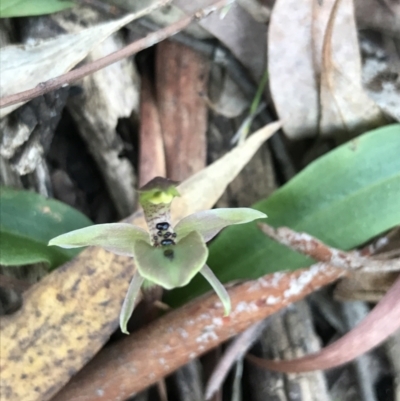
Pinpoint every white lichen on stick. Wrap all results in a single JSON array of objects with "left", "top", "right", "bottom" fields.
[{"left": 259, "top": 223, "right": 400, "bottom": 273}]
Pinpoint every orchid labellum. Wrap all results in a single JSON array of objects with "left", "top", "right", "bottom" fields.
[{"left": 49, "top": 177, "right": 266, "bottom": 334}]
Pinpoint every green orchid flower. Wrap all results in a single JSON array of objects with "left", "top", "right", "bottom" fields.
[{"left": 49, "top": 177, "right": 266, "bottom": 334}]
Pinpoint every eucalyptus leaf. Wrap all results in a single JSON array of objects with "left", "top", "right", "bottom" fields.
[
  {"left": 0, "top": 0, "right": 74, "bottom": 18},
  {"left": 167, "top": 124, "right": 400, "bottom": 306},
  {"left": 0, "top": 187, "right": 92, "bottom": 268}
]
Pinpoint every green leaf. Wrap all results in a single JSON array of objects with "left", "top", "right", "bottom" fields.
[
  {"left": 0, "top": 187, "right": 92, "bottom": 268},
  {"left": 49, "top": 223, "right": 149, "bottom": 256},
  {"left": 166, "top": 124, "right": 400, "bottom": 306},
  {"left": 0, "top": 0, "right": 74, "bottom": 17},
  {"left": 133, "top": 231, "right": 208, "bottom": 290},
  {"left": 174, "top": 208, "right": 266, "bottom": 243}
]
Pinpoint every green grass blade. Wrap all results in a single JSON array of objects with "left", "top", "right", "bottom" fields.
[
  {"left": 0, "top": 187, "right": 92, "bottom": 268},
  {"left": 0, "top": 0, "right": 74, "bottom": 18},
  {"left": 166, "top": 124, "right": 400, "bottom": 306}
]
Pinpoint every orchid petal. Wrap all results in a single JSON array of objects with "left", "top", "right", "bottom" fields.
[
  {"left": 133, "top": 231, "right": 208, "bottom": 290},
  {"left": 49, "top": 223, "right": 149, "bottom": 256},
  {"left": 120, "top": 270, "right": 145, "bottom": 334},
  {"left": 200, "top": 264, "right": 231, "bottom": 316},
  {"left": 174, "top": 208, "right": 266, "bottom": 243}
]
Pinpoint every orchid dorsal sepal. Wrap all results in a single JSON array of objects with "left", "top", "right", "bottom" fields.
[
  {"left": 133, "top": 231, "right": 209, "bottom": 290},
  {"left": 138, "top": 176, "right": 180, "bottom": 206},
  {"left": 174, "top": 208, "right": 267, "bottom": 243},
  {"left": 120, "top": 270, "right": 145, "bottom": 334},
  {"left": 200, "top": 264, "right": 231, "bottom": 316},
  {"left": 48, "top": 223, "right": 150, "bottom": 256}
]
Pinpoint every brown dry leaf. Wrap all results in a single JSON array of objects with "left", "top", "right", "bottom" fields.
[
  {"left": 0, "top": 121, "right": 280, "bottom": 401},
  {"left": 319, "top": 0, "right": 386, "bottom": 138},
  {"left": 268, "top": 0, "right": 386, "bottom": 139}
]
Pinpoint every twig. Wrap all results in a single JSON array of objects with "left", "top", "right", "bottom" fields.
[
  {"left": 0, "top": 0, "right": 232, "bottom": 110},
  {"left": 259, "top": 223, "right": 400, "bottom": 273},
  {"left": 51, "top": 264, "right": 345, "bottom": 401}
]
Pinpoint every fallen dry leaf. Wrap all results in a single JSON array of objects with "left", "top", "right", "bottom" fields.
[
  {"left": 0, "top": 121, "right": 279, "bottom": 401},
  {"left": 268, "top": 0, "right": 318, "bottom": 139},
  {"left": 0, "top": 12, "right": 142, "bottom": 118},
  {"left": 319, "top": 0, "right": 385, "bottom": 138},
  {"left": 268, "top": 0, "right": 385, "bottom": 139},
  {"left": 173, "top": 0, "right": 266, "bottom": 81}
]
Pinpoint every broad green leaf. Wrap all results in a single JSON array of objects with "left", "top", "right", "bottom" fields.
[
  {"left": 0, "top": 0, "right": 74, "bottom": 17},
  {"left": 133, "top": 231, "right": 208, "bottom": 290},
  {"left": 167, "top": 124, "right": 400, "bottom": 306},
  {"left": 49, "top": 223, "right": 149, "bottom": 256},
  {"left": 0, "top": 187, "right": 92, "bottom": 268},
  {"left": 174, "top": 208, "right": 266, "bottom": 243}
]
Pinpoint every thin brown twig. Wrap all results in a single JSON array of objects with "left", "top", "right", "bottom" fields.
[
  {"left": 259, "top": 223, "right": 400, "bottom": 273},
  {"left": 0, "top": 0, "right": 232, "bottom": 110}
]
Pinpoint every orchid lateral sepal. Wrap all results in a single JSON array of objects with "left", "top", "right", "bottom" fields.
[
  {"left": 120, "top": 270, "right": 145, "bottom": 334},
  {"left": 48, "top": 223, "right": 149, "bottom": 256},
  {"left": 200, "top": 264, "right": 231, "bottom": 316},
  {"left": 174, "top": 208, "right": 266, "bottom": 243}
]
